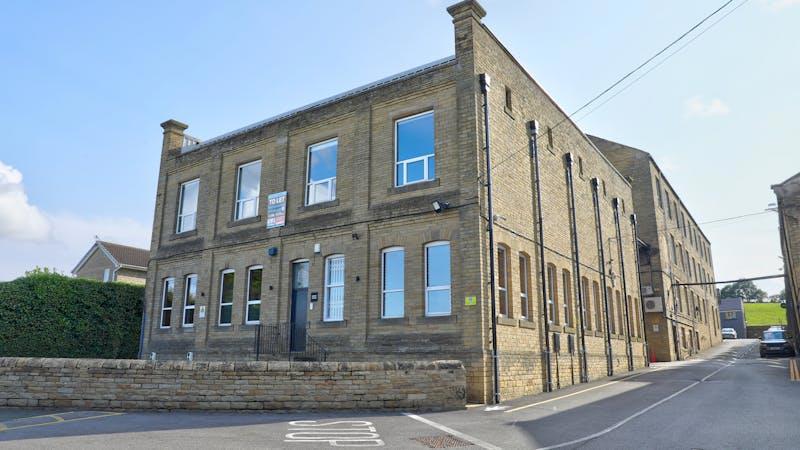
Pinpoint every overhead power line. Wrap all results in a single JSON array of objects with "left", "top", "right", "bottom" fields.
[{"left": 486, "top": 0, "right": 744, "bottom": 175}]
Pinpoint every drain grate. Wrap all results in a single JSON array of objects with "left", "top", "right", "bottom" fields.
[{"left": 411, "top": 434, "right": 474, "bottom": 448}]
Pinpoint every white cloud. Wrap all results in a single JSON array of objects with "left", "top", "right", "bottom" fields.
[
  {"left": 0, "top": 160, "right": 150, "bottom": 281},
  {"left": 761, "top": 0, "right": 800, "bottom": 11},
  {"left": 0, "top": 161, "right": 50, "bottom": 241},
  {"left": 684, "top": 96, "right": 730, "bottom": 118}
]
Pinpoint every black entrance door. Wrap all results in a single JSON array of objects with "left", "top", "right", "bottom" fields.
[{"left": 290, "top": 261, "right": 309, "bottom": 352}]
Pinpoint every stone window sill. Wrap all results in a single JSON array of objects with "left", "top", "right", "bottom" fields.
[
  {"left": 563, "top": 326, "right": 577, "bottom": 334},
  {"left": 318, "top": 319, "right": 347, "bottom": 328},
  {"left": 169, "top": 229, "right": 198, "bottom": 241},
  {"left": 519, "top": 319, "right": 536, "bottom": 330},
  {"left": 418, "top": 314, "right": 457, "bottom": 324},
  {"left": 212, "top": 325, "right": 234, "bottom": 332},
  {"left": 388, "top": 178, "right": 440, "bottom": 195},
  {"left": 376, "top": 317, "right": 409, "bottom": 325},
  {"left": 504, "top": 106, "right": 515, "bottom": 120},
  {"left": 496, "top": 316, "right": 518, "bottom": 327},
  {"left": 227, "top": 215, "right": 261, "bottom": 228},
  {"left": 299, "top": 199, "right": 339, "bottom": 213}
]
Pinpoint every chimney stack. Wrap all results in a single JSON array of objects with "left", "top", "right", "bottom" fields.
[{"left": 160, "top": 119, "right": 189, "bottom": 154}]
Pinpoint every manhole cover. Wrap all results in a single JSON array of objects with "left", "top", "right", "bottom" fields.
[{"left": 411, "top": 434, "right": 474, "bottom": 448}]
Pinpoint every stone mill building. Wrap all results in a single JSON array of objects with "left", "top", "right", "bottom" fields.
[{"left": 142, "top": 0, "right": 650, "bottom": 403}]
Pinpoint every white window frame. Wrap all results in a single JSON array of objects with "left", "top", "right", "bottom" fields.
[
  {"left": 562, "top": 270, "right": 572, "bottom": 327},
  {"left": 182, "top": 274, "right": 197, "bottom": 328},
  {"left": 381, "top": 247, "right": 405, "bottom": 319},
  {"left": 546, "top": 265, "right": 557, "bottom": 324},
  {"left": 245, "top": 265, "right": 263, "bottom": 325},
  {"left": 324, "top": 255, "right": 345, "bottom": 322},
  {"left": 176, "top": 179, "right": 200, "bottom": 233},
  {"left": 160, "top": 277, "right": 175, "bottom": 329},
  {"left": 519, "top": 254, "right": 529, "bottom": 320},
  {"left": 425, "top": 241, "right": 451, "bottom": 317},
  {"left": 103, "top": 268, "right": 112, "bottom": 282},
  {"left": 305, "top": 138, "right": 338, "bottom": 206},
  {"left": 235, "top": 160, "right": 261, "bottom": 221},
  {"left": 218, "top": 269, "right": 235, "bottom": 326},
  {"left": 394, "top": 111, "right": 435, "bottom": 187},
  {"left": 497, "top": 246, "right": 509, "bottom": 317}
]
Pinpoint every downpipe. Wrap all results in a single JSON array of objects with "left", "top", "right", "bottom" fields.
[
  {"left": 591, "top": 178, "right": 614, "bottom": 376},
  {"left": 480, "top": 73, "right": 501, "bottom": 405},
  {"left": 613, "top": 198, "right": 635, "bottom": 372},
  {"left": 564, "top": 153, "right": 589, "bottom": 383},
  {"left": 529, "top": 120, "right": 553, "bottom": 393},
  {"left": 631, "top": 214, "right": 650, "bottom": 367}
]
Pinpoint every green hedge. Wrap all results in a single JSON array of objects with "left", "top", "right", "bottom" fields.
[{"left": 0, "top": 273, "right": 144, "bottom": 359}]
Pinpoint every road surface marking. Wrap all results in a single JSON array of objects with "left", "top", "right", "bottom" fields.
[
  {"left": 0, "top": 411, "right": 123, "bottom": 433},
  {"left": 283, "top": 420, "right": 385, "bottom": 447},
  {"left": 535, "top": 362, "right": 733, "bottom": 450},
  {"left": 402, "top": 413, "right": 501, "bottom": 450},
  {"left": 504, "top": 368, "right": 661, "bottom": 414}
]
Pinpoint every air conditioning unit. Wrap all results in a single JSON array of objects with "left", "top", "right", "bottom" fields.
[
  {"left": 644, "top": 296, "right": 663, "bottom": 313},
  {"left": 642, "top": 285, "right": 654, "bottom": 296}
]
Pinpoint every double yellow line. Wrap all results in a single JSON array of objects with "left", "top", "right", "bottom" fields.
[{"left": 790, "top": 359, "right": 800, "bottom": 382}]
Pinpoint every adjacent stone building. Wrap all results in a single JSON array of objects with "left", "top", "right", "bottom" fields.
[
  {"left": 772, "top": 171, "right": 800, "bottom": 354},
  {"left": 141, "top": 0, "right": 647, "bottom": 402},
  {"left": 590, "top": 136, "right": 722, "bottom": 361}
]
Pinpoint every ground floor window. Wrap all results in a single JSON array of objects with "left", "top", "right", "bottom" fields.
[
  {"left": 324, "top": 255, "right": 345, "bottom": 321},
  {"left": 160, "top": 278, "right": 174, "bottom": 328},
  {"left": 182, "top": 274, "right": 197, "bottom": 327},
  {"left": 219, "top": 269, "right": 234, "bottom": 326},
  {"left": 246, "top": 266, "right": 262, "bottom": 324},
  {"left": 382, "top": 247, "right": 404, "bottom": 319},
  {"left": 425, "top": 242, "right": 451, "bottom": 316}
]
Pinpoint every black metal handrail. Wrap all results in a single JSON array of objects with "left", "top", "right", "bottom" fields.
[{"left": 254, "top": 322, "right": 328, "bottom": 362}]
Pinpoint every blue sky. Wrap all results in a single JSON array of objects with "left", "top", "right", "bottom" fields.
[{"left": 0, "top": 0, "right": 798, "bottom": 294}]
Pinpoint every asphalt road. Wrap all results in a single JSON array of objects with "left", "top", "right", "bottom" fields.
[{"left": 0, "top": 339, "right": 797, "bottom": 449}]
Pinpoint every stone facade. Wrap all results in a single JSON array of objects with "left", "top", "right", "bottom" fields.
[
  {"left": 142, "top": 0, "right": 647, "bottom": 403},
  {"left": 591, "top": 136, "right": 722, "bottom": 361},
  {"left": 0, "top": 357, "right": 465, "bottom": 411},
  {"left": 773, "top": 172, "right": 800, "bottom": 354}
]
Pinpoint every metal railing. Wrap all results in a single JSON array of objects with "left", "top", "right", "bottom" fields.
[
  {"left": 182, "top": 134, "right": 201, "bottom": 147},
  {"left": 254, "top": 322, "right": 329, "bottom": 362}
]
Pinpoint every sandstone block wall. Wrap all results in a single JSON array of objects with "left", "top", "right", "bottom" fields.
[{"left": 0, "top": 358, "right": 466, "bottom": 411}]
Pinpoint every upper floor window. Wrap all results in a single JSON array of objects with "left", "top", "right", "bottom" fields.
[
  {"left": 306, "top": 139, "right": 338, "bottom": 205},
  {"left": 395, "top": 111, "right": 435, "bottom": 187},
  {"left": 497, "top": 246, "right": 509, "bottom": 317},
  {"left": 246, "top": 266, "right": 262, "bottom": 324},
  {"left": 182, "top": 274, "right": 197, "bottom": 327},
  {"left": 382, "top": 247, "right": 404, "bottom": 319},
  {"left": 235, "top": 161, "right": 261, "bottom": 220},
  {"left": 581, "top": 276, "right": 590, "bottom": 330},
  {"left": 607, "top": 286, "right": 615, "bottom": 333},
  {"left": 177, "top": 179, "right": 200, "bottom": 233},
  {"left": 593, "top": 281, "right": 602, "bottom": 332},
  {"left": 218, "top": 269, "right": 235, "bottom": 326},
  {"left": 425, "top": 241, "right": 451, "bottom": 316},
  {"left": 160, "top": 277, "right": 175, "bottom": 328},
  {"left": 656, "top": 178, "right": 663, "bottom": 208},
  {"left": 324, "top": 255, "right": 345, "bottom": 321}
]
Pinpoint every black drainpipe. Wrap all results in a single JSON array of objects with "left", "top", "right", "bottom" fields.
[
  {"left": 591, "top": 178, "right": 614, "bottom": 376},
  {"left": 529, "top": 120, "right": 552, "bottom": 393},
  {"left": 613, "top": 198, "right": 634, "bottom": 371},
  {"left": 480, "top": 73, "right": 501, "bottom": 405},
  {"left": 564, "top": 153, "right": 588, "bottom": 383},
  {"left": 630, "top": 214, "right": 650, "bottom": 367}
]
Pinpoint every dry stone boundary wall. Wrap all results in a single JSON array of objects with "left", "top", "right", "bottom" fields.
[{"left": 0, "top": 358, "right": 466, "bottom": 411}]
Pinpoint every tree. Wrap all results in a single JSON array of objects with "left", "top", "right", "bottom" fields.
[{"left": 720, "top": 280, "right": 767, "bottom": 301}]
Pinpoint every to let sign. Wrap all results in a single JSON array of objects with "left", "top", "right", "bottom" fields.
[{"left": 267, "top": 191, "right": 287, "bottom": 229}]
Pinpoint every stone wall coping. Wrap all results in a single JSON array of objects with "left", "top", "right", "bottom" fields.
[{"left": 0, "top": 357, "right": 463, "bottom": 372}]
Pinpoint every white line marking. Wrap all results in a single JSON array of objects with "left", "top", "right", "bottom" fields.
[
  {"left": 505, "top": 368, "right": 661, "bottom": 414},
  {"left": 402, "top": 413, "right": 501, "bottom": 450},
  {"left": 535, "top": 362, "right": 733, "bottom": 450}
]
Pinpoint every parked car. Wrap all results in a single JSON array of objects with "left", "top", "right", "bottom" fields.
[
  {"left": 721, "top": 328, "right": 738, "bottom": 339},
  {"left": 760, "top": 328, "right": 795, "bottom": 357}
]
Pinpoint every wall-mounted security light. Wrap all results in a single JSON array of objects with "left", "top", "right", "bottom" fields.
[{"left": 432, "top": 200, "right": 450, "bottom": 213}]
